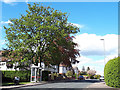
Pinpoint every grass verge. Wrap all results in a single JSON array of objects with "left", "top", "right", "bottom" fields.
[{"left": 2, "top": 82, "right": 31, "bottom": 86}]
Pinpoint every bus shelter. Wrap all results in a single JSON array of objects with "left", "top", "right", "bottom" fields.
[{"left": 31, "top": 65, "right": 42, "bottom": 82}]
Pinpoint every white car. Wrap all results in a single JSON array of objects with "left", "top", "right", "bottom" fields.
[{"left": 99, "top": 76, "right": 104, "bottom": 81}]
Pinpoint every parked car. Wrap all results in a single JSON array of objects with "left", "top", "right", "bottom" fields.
[
  {"left": 99, "top": 76, "right": 104, "bottom": 81},
  {"left": 78, "top": 75, "right": 85, "bottom": 80},
  {"left": 14, "top": 76, "right": 20, "bottom": 85}
]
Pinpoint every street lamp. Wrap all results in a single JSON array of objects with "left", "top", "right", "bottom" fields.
[{"left": 100, "top": 39, "right": 105, "bottom": 67}]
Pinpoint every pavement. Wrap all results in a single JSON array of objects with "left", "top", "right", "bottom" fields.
[
  {"left": 0, "top": 81, "right": 48, "bottom": 89},
  {"left": 86, "top": 81, "right": 113, "bottom": 88}
]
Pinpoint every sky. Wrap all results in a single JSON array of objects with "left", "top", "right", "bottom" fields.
[{"left": 0, "top": 0, "right": 118, "bottom": 76}]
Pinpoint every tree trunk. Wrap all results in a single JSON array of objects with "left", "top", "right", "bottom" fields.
[
  {"left": 39, "top": 56, "right": 42, "bottom": 67},
  {"left": 57, "top": 64, "right": 59, "bottom": 73}
]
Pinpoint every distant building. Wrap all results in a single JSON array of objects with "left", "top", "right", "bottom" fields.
[
  {"left": 72, "top": 66, "right": 79, "bottom": 75},
  {"left": 59, "top": 62, "right": 71, "bottom": 74}
]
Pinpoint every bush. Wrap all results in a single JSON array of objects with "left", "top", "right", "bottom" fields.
[
  {"left": 74, "top": 74, "right": 77, "bottom": 79},
  {"left": 80, "top": 71, "right": 87, "bottom": 75},
  {"left": 87, "top": 74, "right": 94, "bottom": 79},
  {"left": 42, "top": 71, "right": 51, "bottom": 81},
  {"left": 94, "top": 75, "right": 101, "bottom": 79},
  {"left": 88, "top": 74, "right": 94, "bottom": 79},
  {"left": 90, "top": 75, "right": 94, "bottom": 79},
  {"left": 104, "top": 57, "right": 120, "bottom": 88},
  {"left": 2, "top": 71, "right": 31, "bottom": 82},
  {"left": 66, "top": 71, "right": 73, "bottom": 77}
]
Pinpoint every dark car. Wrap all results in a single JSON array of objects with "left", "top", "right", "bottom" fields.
[{"left": 78, "top": 75, "right": 84, "bottom": 80}]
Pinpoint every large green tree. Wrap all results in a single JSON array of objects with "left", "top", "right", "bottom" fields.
[{"left": 3, "top": 3, "right": 80, "bottom": 70}]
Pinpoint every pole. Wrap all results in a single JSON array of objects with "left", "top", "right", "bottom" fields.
[
  {"left": 100, "top": 39, "right": 105, "bottom": 67},
  {"left": 100, "top": 39, "right": 106, "bottom": 76},
  {"left": 103, "top": 40, "right": 105, "bottom": 67}
]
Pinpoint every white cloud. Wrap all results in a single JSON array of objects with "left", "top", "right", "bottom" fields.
[
  {"left": 72, "top": 55, "right": 93, "bottom": 70},
  {"left": 1, "top": 0, "right": 16, "bottom": 5},
  {"left": 1, "top": 0, "right": 16, "bottom": 3},
  {"left": 25, "top": 0, "right": 29, "bottom": 4},
  {"left": 76, "top": 54, "right": 118, "bottom": 75},
  {"left": 0, "top": 40, "right": 6, "bottom": 45},
  {"left": 1, "top": 0, "right": 29, "bottom": 4},
  {"left": 1, "top": 20, "right": 13, "bottom": 24},
  {"left": 71, "top": 23, "right": 84, "bottom": 28},
  {"left": 76, "top": 56, "right": 92, "bottom": 65},
  {"left": 73, "top": 33, "right": 118, "bottom": 56},
  {"left": 72, "top": 33, "right": 118, "bottom": 75},
  {"left": 105, "top": 54, "right": 118, "bottom": 63},
  {"left": 75, "top": 57, "right": 106, "bottom": 76}
]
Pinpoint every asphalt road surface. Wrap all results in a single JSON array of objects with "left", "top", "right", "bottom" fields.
[{"left": 14, "top": 79, "right": 113, "bottom": 89}]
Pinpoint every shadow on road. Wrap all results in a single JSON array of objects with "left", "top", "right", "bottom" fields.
[{"left": 48, "top": 79, "right": 104, "bottom": 83}]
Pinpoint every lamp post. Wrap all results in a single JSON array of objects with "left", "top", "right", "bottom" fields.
[{"left": 100, "top": 39, "right": 105, "bottom": 67}]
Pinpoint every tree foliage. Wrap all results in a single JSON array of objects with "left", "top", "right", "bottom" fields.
[
  {"left": 3, "top": 3, "right": 80, "bottom": 69},
  {"left": 87, "top": 67, "right": 90, "bottom": 71}
]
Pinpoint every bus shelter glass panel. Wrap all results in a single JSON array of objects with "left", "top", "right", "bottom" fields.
[
  {"left": 32, "top": 68, "right": 35, "bottom": 82},
  {"left": 36, "top": 68, "right": 41, "bottom": 82},
  {"left": 36, "top": 68, "right": 40, "bottom": 82}
]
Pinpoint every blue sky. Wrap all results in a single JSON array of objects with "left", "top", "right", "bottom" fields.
[
  {"left": 1, "top": 2, "right": 118, "bottom": 36},
  {"left": 0, "top": 1, "right": 118, "bottom": 75}
]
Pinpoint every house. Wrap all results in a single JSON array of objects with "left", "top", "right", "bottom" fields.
[
  {"left": 0, "top": 50, "right": 19, "bottom": 71},
  {"left": 72, "top": 66, "right": 79, "bottom": 75},
  {"left": 0, "top": 50, "right": 59, "bottom": 82},
  {"left": 59, "top": 62, "right": 72, "bottom": 75},
  {"left": 0, "top": 50, "right": 80, "bottom": 82}
]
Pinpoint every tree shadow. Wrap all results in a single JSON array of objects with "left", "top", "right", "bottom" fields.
[{"left": 48, "top": 79, "right": 103, "bottom": 83}]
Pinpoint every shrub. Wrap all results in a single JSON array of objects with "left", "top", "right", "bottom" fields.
[
  {"left": 74, "top": 73, "right": 77, "bottom": 79},
  {"left": 88, "top": 74, "right": 94, "bottom": 79},
  {"left": 2, "top": 71, "right": 31, "bottom": 82},
  {"left": 87, "top": 74, "right": 94, "bottom": 79},
  {"left": 94, "top": 75, "right": 100, "bottom": 79},
  {"left": 80, "top": 71, "right": 87, "bottom": 75},
  {"left": 90, "top": 75, "right": 94, "bottom": 79},
  {"left": 42, "top": 71, "right": 51, "bottom": 81},
  {"left": 66, "top": 71, "right": 73, "bottom": 77},
  {"left": 104, "top": 57, "right": 120, "bottom": 88}
]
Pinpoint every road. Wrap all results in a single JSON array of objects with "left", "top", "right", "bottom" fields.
[{"left": 15, "top": 79, "right": 114, "bottom": 89}]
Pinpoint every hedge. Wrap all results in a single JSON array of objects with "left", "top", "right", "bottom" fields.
[
  {"left": 2, "top": 71, "right": 31, "bottom": 82},
  {"left": 104, "top": 57, "right": 120, "bottom": 88},
  {"left": 42, "top": 71, "right": 51, "bottom": 81}
]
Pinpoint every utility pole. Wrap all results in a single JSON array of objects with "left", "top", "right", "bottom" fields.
[{"left": 100, "top": 39, "right": 105, "bottom": 67}]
